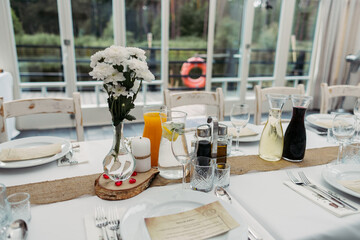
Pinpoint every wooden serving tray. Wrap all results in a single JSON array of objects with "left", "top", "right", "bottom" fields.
[{"left": 94, "top": 168, "right": 159, "bottom": 200}]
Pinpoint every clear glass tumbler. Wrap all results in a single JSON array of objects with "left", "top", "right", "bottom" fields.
[
  {"left": 190, "top": 157, "right": 215, "bottom": 192},
  {"left": 6, "top": 192, "right": 31, "bottom": 223}
]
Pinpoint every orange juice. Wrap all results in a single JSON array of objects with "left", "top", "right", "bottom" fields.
[{"left": 143, "top": 112, "right": 166, "bottom": 166}]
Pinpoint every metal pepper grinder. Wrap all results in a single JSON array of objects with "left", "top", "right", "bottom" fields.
[{"left": 207, "top": 116, "right": 218, "bottom": 158}]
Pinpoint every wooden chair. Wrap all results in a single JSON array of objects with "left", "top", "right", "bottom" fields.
[
  {"left": 0, "top": 92, "right": 84, "bottom": 143},
  {"left": 254, "top": 84, "right": 305, "bottom": 125},
  {"left": 320, "top": 83, "right": 360, "bottom": 114},
  {"left": 163, "top": 88, "right": 225, "bottom": 121}
]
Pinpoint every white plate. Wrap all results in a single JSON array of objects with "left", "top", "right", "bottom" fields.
[
  {"left": 221, "top": 122, "right": 262, "bottom": 142},
  {"left": 0, "top": 136, "right": 71, "bottom": 168},
  {"left": 120, "top": 190, "right": 248, "bottom": 240},
  {"left": 322, "top": 164, "right": 360, "bottom": 198},
  {"left": 306, "top": 114, "right": 333, "bottom": 129}
]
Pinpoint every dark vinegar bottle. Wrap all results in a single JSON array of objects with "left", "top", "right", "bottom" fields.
[{"left": 283, "top": 106, "right": 307, "bottom": 161}]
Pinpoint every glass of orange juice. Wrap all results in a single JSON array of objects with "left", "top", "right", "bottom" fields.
[{"left": 143, "top": 105, "right": 167, "bottom": 167}]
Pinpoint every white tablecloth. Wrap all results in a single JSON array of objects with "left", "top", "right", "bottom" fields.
[
  {"left": 1, "top": 127, "right": 359, "bottom": 240},
  {"left": 0, "top": 72, "right": 19, "bottom": 139}
]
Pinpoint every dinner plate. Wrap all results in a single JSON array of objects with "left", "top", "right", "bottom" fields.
[
  {"left": 221, "top": 122, "right": 262, "bottom": 143},
  {"left": 322, "top": 164, "right": 360, "bottom": 198},
  {"left": 306, "top": 114, "right": 334, "bottom": 129},
  {"left": 120, "top": 190, "right": 248, "bottom": 240},
  {"left": 0, "top": 136, "right": 71, "bottom": 168}
]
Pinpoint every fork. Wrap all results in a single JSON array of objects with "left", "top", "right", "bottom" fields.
[
  {"left": 108, "top": 209, "right": 120, "bottom": 240},
  {"left": 299, "top": 171, "right": 357, "bottom": 211},
  {"left": 286, "top": 171, "right": 343, "bottom": 208},
  {"left": 95, "top": 207, "right": 109, "bottom": 240}
]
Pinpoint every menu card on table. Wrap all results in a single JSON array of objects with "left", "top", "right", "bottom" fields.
[{"left": 144, "top": 201, "right": 239, "bottom": 240}]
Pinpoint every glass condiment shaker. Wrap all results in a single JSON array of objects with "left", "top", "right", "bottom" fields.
[
  {"left": 216, "top": 124, "right": 228, "bottom": 168},
  {"left": 196, "top": 124, "right": 212, "bottom": 166}
]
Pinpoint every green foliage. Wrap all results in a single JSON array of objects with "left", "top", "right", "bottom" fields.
[
  {"left": 15, "top": 33, "right": 60, "bottom": 45},
  {"left": 257, "top": 23, "right": 278, "bottom": 49},
  {"left": 179, "top": 1, "right": 208, "bottom": 38},
  {"left": 11, "top": 9, "right": 24, "bottom": 35},
  {"left": 214, "top": 17, "right": 241, "bottom": 49}
]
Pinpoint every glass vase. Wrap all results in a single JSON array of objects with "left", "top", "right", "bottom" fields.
[{"left": 103, "top": 122, "right": 135, "bottom": 181}]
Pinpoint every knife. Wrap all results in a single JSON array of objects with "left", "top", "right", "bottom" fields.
[{"left": 324, "top": 190, "right": 358, "bottom": 211}]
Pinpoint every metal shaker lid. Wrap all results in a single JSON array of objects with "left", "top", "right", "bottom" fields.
[
  {"left": 218, "top": 124, "right": 228, "bottom": 136},
  {"left": 196, "top": 124, "right": 211, "bottom": 137}
]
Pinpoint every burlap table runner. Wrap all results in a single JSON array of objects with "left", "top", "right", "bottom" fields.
[{"left": 7, "top": 146, "right": 338, "bottom": 204}]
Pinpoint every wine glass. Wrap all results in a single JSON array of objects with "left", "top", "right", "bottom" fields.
[
  {"left": 332, "top": 114, "right": 357, "bottom": 164},
  {"left": 230, "top": 104, "right": 250, "bottom": 155},
  {"left": 171, "top": 128, "right": 195, "bottom": 190},
  {"left": 353, "top": 98, "right": 360, "bottom": 142}
]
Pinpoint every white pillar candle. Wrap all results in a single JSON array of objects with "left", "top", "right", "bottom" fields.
[{"left": 131, "top": 136, "right": 151, "bottom": 172}]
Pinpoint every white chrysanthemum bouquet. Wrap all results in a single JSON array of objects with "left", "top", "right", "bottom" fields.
[{"left": 89, "top": 45, "right": 154, "bottom": 126}]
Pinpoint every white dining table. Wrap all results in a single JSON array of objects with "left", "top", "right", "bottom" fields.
[{"left": 0, "top": 124, "right": 360, "bottom": 240}]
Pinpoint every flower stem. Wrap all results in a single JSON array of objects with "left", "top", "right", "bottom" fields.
[{"left": 113, "top": 122, "right": 123, "bottom": 155}]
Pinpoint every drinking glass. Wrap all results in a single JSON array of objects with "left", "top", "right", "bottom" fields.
[
  {"left": 353, "top": 98, "right": 360, "bottom": 142},
  {"left": 171, "top": 127, "right": 195, "bottom": 190},
  {"left": 6, "top": 192, "right": 31, "bottom": 223},
  {"left": 0, "top": 184, "right": 10, "bottom": 239},
  {"left": 142, "top": 105, "right": 167, "bottom": 167},
  {"left": 332, "top": 114, "right": 357, "bottom": 164},
  {"left": 230, "top": 104, "right": 250, "bottom": 154},
  {"left": 190, "top": 157, "right": 215, "bottom": 192}
]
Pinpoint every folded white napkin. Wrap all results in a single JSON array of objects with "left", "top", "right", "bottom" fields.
[
  {"left": 0, "top": 143, "right": 62, "bottom": 162},
  {"left": 314, "top": 119, "right": 333, "bottom": 129},
  {"left": 228, "top": 127, "right": 258, "bottom": 137},
  {"left": 339, "top": 179, "right": 360, "bottom": 194},
  {"left": 284, "top": 180, "right": 360, "bottom": 217}
]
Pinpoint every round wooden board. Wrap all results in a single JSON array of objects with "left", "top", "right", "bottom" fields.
[{"left": 94, "top": 168, "right": 159, "bottom": 200}]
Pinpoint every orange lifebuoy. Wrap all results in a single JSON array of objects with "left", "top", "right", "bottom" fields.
[{"left": 180, "top": 57, "right": 206, "bottom": 88}]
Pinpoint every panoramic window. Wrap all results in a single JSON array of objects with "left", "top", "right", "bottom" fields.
[
  {"left": 10, "top": 0, "right": 64, "bottom": 97},
  {"left": 125, "top": 0, "right": 162, "bottom": 105},
  {"left": 211, "top": 0, "right": 245, "bottom": 97},
  {"left": 286, "top": 0, "right": 320, "bottom": 88},
  {"left": 71, "top": 0, "right": 113, "bottom": 105},
  {"left": 169, "top": 0, "right": 209, "bottom": 91},
  {"left": 249, "top": 0, "right": 282, "bottom": 88}
]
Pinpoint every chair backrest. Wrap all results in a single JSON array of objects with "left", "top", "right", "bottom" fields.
[
  {"left": 254, "top": 84, "right": 305, "bottom": 125},
  {"left": 320, "top": 83, "right": 360, "bottom": 114},
  {"left": 163, "top": 88, "right": 225, "bottom": 121},
  {"left": 0, "top": 92, "right": 84, "bottom": 143}
]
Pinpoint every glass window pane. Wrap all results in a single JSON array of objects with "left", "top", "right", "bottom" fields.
[
  {"left": 11, "top": 0, "right": 64, "bottom": 97},
  {"left": 211, "top": 0, "right": 245, "bottom": 96},
  {"left": 169, "top": 0, "right": 209, "bottom": 91},
  {"left": 250, "top": 0, "right": 282, "bottom": 77},
  {"left": 72, "top": 0, "right": 113, "bottom": 89},
  {"left": 286, "top": 0, "right": 320, "bottom": 78},
  {"left": 125, "top": 0, "right": 162, "bottom": 104}
]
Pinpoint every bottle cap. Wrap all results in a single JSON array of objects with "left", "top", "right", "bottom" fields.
[
  {"left": 218, "top": 124, "right": 228, "bottom": 136},
  {"left": 196, "top": 124, "right": 211, "bottom": 137}
]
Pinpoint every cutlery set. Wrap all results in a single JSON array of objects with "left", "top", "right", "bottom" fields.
[
  {"left": 57, "top": 143, "right": 80, "bottom": 166},
  {"left": 95, "top": 207, "right": 121, "bottom": 240},
  {"left": 287, "top": 171, "right": 358, "bottom": 211}
]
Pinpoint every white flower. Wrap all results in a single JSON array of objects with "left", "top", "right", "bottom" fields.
[
  {"left": 137, "top": 70, "right": 155, "bottom": 82},
  {"left": 90, "top": 51, "right": 104, "bottom": 68},
  {"left": 89, "top": 62, "right": 115, "bottom": 80},
  {"left": 104, "top": 72, "right": 126, "bottom": 85},
  {"left": 126, "top": 58, "right": 148, "bottom": 72},
  {"left": 103, "top": 45, "right": 130, "bottom": 65},
  {"left": 112, "top": 85, "right": 127, "bottom": 99},
  {"left": 126, "top": 47, "right": 147, "bottom": 61},
  {"left": 131, "top": 80, "right": 140, "bottom": 93}
]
